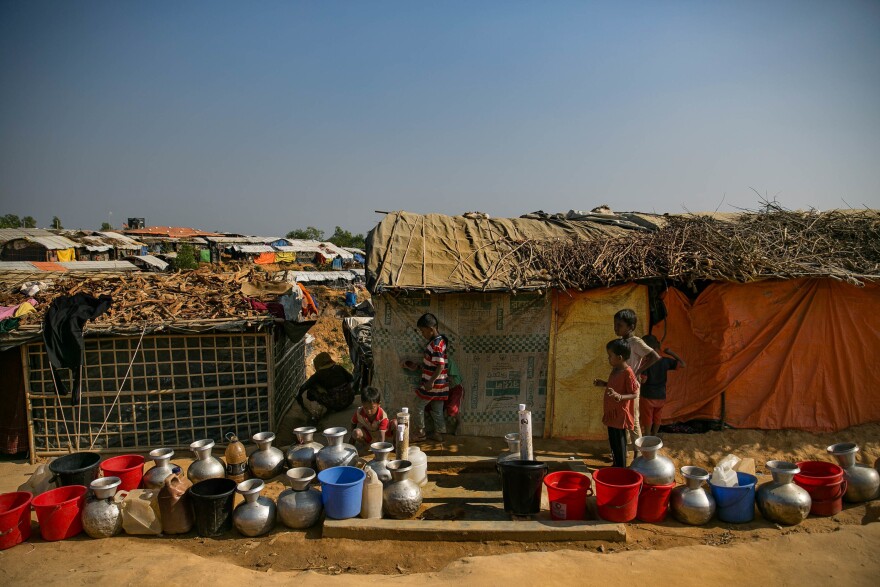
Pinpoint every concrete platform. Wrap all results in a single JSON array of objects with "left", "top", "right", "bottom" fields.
[{"left": 323, "top": 517, "right": 627, "bottom": 542}]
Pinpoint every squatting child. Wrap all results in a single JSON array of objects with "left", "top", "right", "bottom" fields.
[
  {"left": 349, "top": 386, "right": 392, "bottom": 447},
  {"left": 593, "top": 338, "right": 639, "bottom": 467},
  {"left": 640, "top": 335, "right": 686, "bottom": 436}
]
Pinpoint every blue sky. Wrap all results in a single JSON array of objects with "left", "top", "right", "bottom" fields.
[{"left": 1, "top": 0, "right": 878, "bottom": 236}]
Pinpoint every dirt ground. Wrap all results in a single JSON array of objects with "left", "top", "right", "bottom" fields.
[{"left": 1, "top": 424, "right": 878, "bottom": 584}]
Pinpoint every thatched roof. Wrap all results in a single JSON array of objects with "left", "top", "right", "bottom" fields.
[{"left": 366, "top": 207, "right": 880, "bottom": 293}]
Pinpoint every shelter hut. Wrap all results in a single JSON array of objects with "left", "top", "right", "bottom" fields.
[
  {"left": 122, "top": 226, "right": 220, "bottom": 263},
  {"left": 0, "top": 229, "right": 80, "bottom": 263},
  {"left": 0, "top": 268, "right": 309, "bottom": 460},
  {"left": 365, "top": 208, "right": 880, "bottom": 439}
]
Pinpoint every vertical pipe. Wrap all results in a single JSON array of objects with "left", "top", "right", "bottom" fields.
[
  {"left": 518, "top": 403, "right": 534, "bottom": 461},
  {"left": 396, "top": 407, "right": 410, "bottom": 461}
]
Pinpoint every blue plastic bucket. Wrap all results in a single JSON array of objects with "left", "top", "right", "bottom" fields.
[
  {"left": 317, "top": 466, "right": 366, "bottom": 519},
  {"left": 710, "top": 471, "right": 757, "bottom": 523}
]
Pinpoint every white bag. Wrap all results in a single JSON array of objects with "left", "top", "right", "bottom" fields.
[
  {"left": 17, "top": 463, "right": 55, "bottom": 496},
  {"left": 711, "top": 454, "right": 741, "bottom": 487}
]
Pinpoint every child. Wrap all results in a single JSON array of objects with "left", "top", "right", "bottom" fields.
[
  {"left": 613, "top": 309, "right": 660, "bottom": 441},
  {"left": 401, "top": 312, "right": 448, "bottom": 442},
  {"left": 593, "top": 338, "right": 639, "bottom": 468},
  {"left": 640, "top": 335, "right": 686, "bottom": 436},
  {"left": 350, "top": 386, "right": 391, "bottom": 447}
]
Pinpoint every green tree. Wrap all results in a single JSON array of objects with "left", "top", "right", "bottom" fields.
[
  {"left": 286, "top": 226, "right": 325, "bottom": 241},
  {"left": 22, "top": 216, "right": 37, "bottom": 228},
  {"left": 0, "top": 214, "right": 21, "bottom": 228},
  {"left": 172, "top": 243, "right": 199, "bottom": 270},
  {"left": 51, "top": 216, "right": 62, "bottom": 229},
  {"left": 100, "top": 222, "right": 112, "bottom": 231},
  {"left": 328, "top": 226, "right": 365, "bottom": 249}
]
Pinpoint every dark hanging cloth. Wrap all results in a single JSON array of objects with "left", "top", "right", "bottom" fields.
[{"left": 42, "top": 293, "right": 112, "bottom": 405}]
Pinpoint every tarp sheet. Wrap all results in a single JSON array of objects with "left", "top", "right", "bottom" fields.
[
  {"left": 366, "top": 211, "right": 649, "bottom": 292},
  {"left": 547, "top": 284, "right": 650, "bottom": 439},
  {"left": 372, "top": 291, "right": 551, "bottom": 437},
  {"left": 658, "top": 279, "right": 880, "bottom": 431}
]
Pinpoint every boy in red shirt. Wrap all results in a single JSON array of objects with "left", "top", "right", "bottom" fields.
[
  {"left": 350, "top": 387, "right": 391, "bottom": 448},
  {"left": 593, "top": 338, "right": 639, "bottom": 467}
]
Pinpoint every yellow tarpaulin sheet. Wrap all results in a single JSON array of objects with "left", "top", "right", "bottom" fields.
[
  {"left": 547, "top": 283, "right": 649, "bottom": 439},
  {"left": 56, "top": 248, "right": 75, "bottom": 262},
  {"left": 274, "top": 252, "right": 296, "bottom": 264}
]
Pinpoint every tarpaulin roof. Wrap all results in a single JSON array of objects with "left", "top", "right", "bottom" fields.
[
  {"left": 231, "top": 244, "right": 276, "bottom": 254},
  {"left": 365, "top": 210, "right": 648, "bottom": 292}
]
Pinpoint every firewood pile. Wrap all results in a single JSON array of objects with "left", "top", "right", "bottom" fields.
[
  {"left": 492, "top": 204, "right": 880, "bottom": 291},
  {"left": 0, "top": 266, "right": 268, "bottom": 326}
]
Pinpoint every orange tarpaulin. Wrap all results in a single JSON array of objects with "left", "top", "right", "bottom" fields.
[
  {"left": 658, "top": 279, "right": 880, "bottom": 432},
  {"left": 254, "top": 252, "right": 276, "bottom": 265}
]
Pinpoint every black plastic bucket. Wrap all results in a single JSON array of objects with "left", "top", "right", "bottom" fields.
[
  {"left": 188, "top": 478, "right": 237, "bottom": 537},
  {"left": 498, "top": 459, "right": 548, "bottom": 515},
  {"left": 48, "top": 452, "right": 101, "bottom": 487}
]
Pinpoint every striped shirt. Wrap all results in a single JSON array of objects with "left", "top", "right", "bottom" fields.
[{"left": 417, "top": 335, "right": 449, "bottom": 400}]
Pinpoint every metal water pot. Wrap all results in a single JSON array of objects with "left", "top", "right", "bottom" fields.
[
  {"left": 82, "top": 477, "right": 125, "bottom": 538},
  {"left": 277, "top": 467, "right": 323, "bottom": 529},
  {"left": 756, "top": 461, "right": 811, "bottom": 526},
  {"left": 827, "top": 443, "right": 880, "bottom": 503},
  {"left": 366, "top": 442, "right": 394, "bottom": 485},
  {"left": 316, "top": 427, "right": 358, "bottom": 471},
  {"left": 671, "top": 466, "right": 715, "bottom": 525},
  {"left": 496, "top": 433, "right": 521, "bottom": 473},
  {"left": 286, "top": 426, "right": 324, "bottom": 469},
  {"left": 188, "top": 439, "right": 227, "bottom": 484},
  {"left": 630, "top": 436, "right": 676, "bottom": 485},
  {"left": 383, "top": 460, "right": 422, "bottom": 519},
  {"left": 233, "top": 479, "right": 276, "bottom": 537},
  {"left": 249, "top": 431, "right": 285, "bottom": 480},
  {"left": 143, "top": 448, "right": 175, "bottom": 489}
]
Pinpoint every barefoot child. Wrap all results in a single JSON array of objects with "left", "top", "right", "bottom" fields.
[
  {"left": 593, "top": 339, "right": 639, "bottom": 467},
  {"left": 350, "top": 386, "right": 392, "bottom": 448},
  {"left": 401, "top": 313, "right": 448, "bottom": 442},
  {"left": 613, "top": 309, "right": 660, "bottom": 441},
  {"left": 640, "top": 335, "right": 686, "bottom": 436}
]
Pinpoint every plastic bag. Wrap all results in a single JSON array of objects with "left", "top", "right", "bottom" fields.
[
  {"left": 17, "top": 462, "right": 54, "bottom": 496},
  {"left": 711, "top": 454, "right": 741, "bottom": 487},
  {"left": 122, "top": 489, "right": 163, "bottom": 535}
]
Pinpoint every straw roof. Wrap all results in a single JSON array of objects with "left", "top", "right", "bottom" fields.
[{"left": 366, "top": 206, "right": 880, "bottom": 292}]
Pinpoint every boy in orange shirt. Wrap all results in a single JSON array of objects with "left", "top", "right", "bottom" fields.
[{"left": 593, "top": 338, "right": 639, "bottom": 467}]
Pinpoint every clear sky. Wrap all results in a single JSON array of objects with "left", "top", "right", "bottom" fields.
[{"left": 1, "top": 0, "right": 878, "bottom": 236}]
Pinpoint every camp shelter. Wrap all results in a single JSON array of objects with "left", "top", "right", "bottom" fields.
[
  {"left": 365, "top": 209, "right": 880, "bottom": 438},
  {"left": 0, "top": 229, "right": 81, "bottom": 262},
  {"left": 0, "top": 269, "right": 310, "bottom": 460}
]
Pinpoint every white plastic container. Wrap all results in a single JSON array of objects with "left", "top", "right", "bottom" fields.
[
  {"left": 121, "top": 489, "right": 162, "bottom": 535},
  {"left": 407, "top": 445, "right": 429, "bottom": 487}
]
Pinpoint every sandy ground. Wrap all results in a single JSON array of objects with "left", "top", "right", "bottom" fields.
[{"left": 1, "top": 424, "right": 878, "bottom": 584}]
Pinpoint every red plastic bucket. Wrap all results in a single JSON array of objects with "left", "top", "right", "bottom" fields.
[
  {"left": 100, "top": 454, "right": 145, "bottom": 491},
  {"left": 0, "top": 492, "right": 33, "bottom": 550},
  {"left": 794, "top": 461, "right": 846, "bottom": 517},
  {"left": 637, "top": 481, "right": 676, "bottom": 523},
  {"left": 32, "top": 485, "right": 87, "bottom": 541},
  {"left": 593, "top": 467, "right": 643, "bottom": 522},
  {"left": 544, "top": 471, "right": 592, "bottom": 520}
]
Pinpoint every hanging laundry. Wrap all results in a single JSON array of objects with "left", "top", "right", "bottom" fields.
[
  {"left": 56, "top": 248, "right": 76, "bottom": 262},
  {"left": 0, "top": 299, "right": 38, "bottom": 320},
  {"left": 42, "top": 293, "right": 113, "bottom": 404}
]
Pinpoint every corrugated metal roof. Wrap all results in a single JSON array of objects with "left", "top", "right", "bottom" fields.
[
  {"left": 208, "top": 236, "right": 285, "bottom": 245},
  {"left": 0, "top": 229, "right": 80, "bottom": 250},
  {"left": 123, "top": 226, "right": 222, "bottom": 237},
  {"left": 232, "top": 244, "right": 276, "bottom": 254},
  {"left": 292, "top": 270, "right": 363, "bottom": 282},
  {"left": 57, "top": 261, "right": 139, "bottom": 271},
  {"left": 275, "top": 243, "right": 324, "bottom": 253},
  {"left": 125, "top": 255, "right": 169, "bottom": 270},
  {"left": 0, "top": 261, "right": 38, "bottom": 271},
  {"left": 94, "top": 232, "right": 145, "bottom": 247}
]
